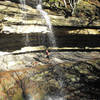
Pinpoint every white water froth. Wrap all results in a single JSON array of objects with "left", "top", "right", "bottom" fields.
[
  {"left": 46, "top": 96, "right": 65, "bottom": 100},
  {"left": 27, "top": 95, "right": 65, "bottom": 100},
  {"left": 0, "top": 52, "right": 10, "bottom": 56}
]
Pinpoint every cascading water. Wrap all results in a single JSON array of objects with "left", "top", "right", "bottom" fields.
[
  {"left": 20, "top": 0, "right": 30, "bottom": 46},
  {"left": 36, "top": 1, "right": 65, "bottom": 100},
  {"left": 36, "top": 0, "right": 57, "bottom": 48},
  {"left": 19, "top": 1, "right": 65, "bottom": 100},
  {"left": 63, "top": 0, "right": 67, "bottom": 7}
]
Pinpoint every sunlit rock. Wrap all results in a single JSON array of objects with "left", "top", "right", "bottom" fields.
[
  {"left": 68, "top": 29, "right": 100, "bottom": 34},
  {"left": 20, "top": 46, "right": 46, "bottom": 52},
  {"left": 2, "top": 25, "right": 49, "bottom": 34},
  {"left": 0, "top": 0, "right": 100, "bottom": 35}
]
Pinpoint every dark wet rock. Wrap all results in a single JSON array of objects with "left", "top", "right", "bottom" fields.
[{"left": 0, "top": 56, "right": 100, "bottom": 100}]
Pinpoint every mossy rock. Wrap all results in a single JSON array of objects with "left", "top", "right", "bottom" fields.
[
  {"left": 74, "top": 0, "right": 100, "bottom": 18},
  {"left": 12, "top": 89, "right": 24, "bottom": 100}
]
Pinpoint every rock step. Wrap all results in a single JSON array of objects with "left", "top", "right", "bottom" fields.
[
  {"left": 0, "top": 33, "right": 100, "bottom": 51},
  {"left": 0, "top": 59, "right": 100, "bottom": 100}
]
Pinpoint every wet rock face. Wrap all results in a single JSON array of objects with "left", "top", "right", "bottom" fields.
[
  {"left": 0, "top": 58, "right": 100, "bottom": 100},
  {"left": 0, "top": 1, "right": 100, "bottom": 100},
  {"left": 0, "top": 50, "right": 100, "bottom": 71},
  {"left": 0, "top": 0, "right": 100, "bottom": 51}
]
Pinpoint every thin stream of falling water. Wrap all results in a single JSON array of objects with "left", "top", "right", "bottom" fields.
[
  {"left": 37, "top": 1, "right": 65, "bottom": 100},
  {"left": 20, "top": 0, "right": 30, "bottom": 46},
  {"left": 63, "top": 0, "right": 67, "bottom": 7},
  {"left": 36, "top": 1, "right": 57, "bottom": 48},
  {"left": 19, "top": 1, "right": 65, "bottom": 100},
  {"left": 36, "top": 0, "right": 59, "bottom": 62}
]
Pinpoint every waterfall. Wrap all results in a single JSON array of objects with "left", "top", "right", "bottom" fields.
[
  {"left": 20, "top": 0, "right": 57, "bottom": 48},
  {"left": 36, "top": 1, "right": 65, "bottom": 100},
  {"left": 20, "top": 0, "right": 30, "bottom": 46},
  {"left": 63, "top": 0, "right": 67, "bottom": 7},
  {"left": 36, "top": 0, "right": 57, "bottom": 48}
]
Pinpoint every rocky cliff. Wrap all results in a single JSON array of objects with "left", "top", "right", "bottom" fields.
[
  {"left": 0, "top": 1, "right": 100, "bottom": 100},
  {"left": 0, "top": 0, "right": 100, "bottom": 51},
  {"left": 0, "top": 0, "right": 100, "bottom": 35}
]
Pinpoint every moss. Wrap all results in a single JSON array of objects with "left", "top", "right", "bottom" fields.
[{"left": 12, "top": 89, "right": 24, "bottom": 100}]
